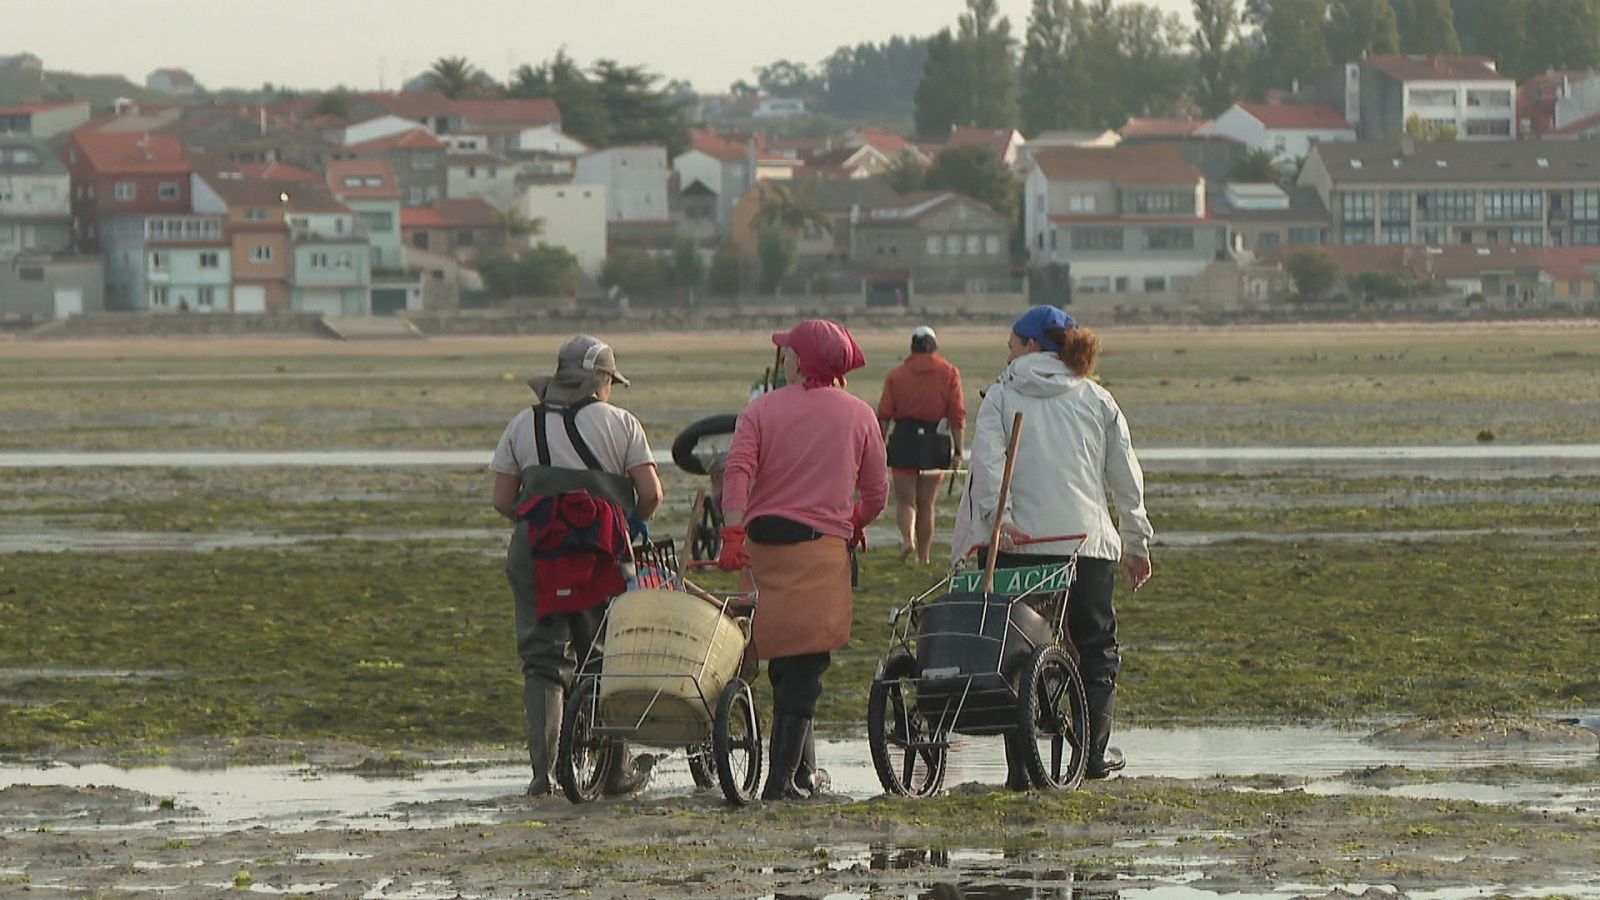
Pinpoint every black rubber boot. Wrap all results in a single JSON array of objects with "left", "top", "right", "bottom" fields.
[
  {"left": 523, "top": 681, "right": 562, "bottom": 797},
  {"left": 1084, "top": 686, "right": 1126, "bottom": 780},
  {"left": 761, "top": 714, "right": 809, "bottom": 801},
  {"left": 794, "top": 720, "right": 830, "bottom": 797},
  {"left": 1002, "top": 732, "right": 1031, "bottom": 791},
  {"left": 601, "top": 742, "right": 658, "bottom": 796}
]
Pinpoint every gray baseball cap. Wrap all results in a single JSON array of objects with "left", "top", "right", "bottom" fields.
[{"left": 528, "top": 334, "right": 630, "bottom": 405}]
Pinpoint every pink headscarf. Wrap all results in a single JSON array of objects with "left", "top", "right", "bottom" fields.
[{"left": 772, "top": 319, "right": 866, "bottom": 390}]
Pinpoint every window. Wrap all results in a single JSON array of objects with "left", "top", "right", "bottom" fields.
[
  {"left": 343, "top": 176, "right": 364, "bottom": 187},
  {"left": 1381, "top": 191, "right": 1410, "bottom": 223},
  {"left": 467, "top": 165, "right": 477, "bottom": 178},
  {"left": 1076, "top": 276, "right": 1110, "bottom": 293},
  {"left": 1288, "top": 227, "right": 1322, "bottom": 245},
  {"left": 360, "top": 211, "right": 394, "bottom": 232},
  {"left": 149, "top": 286, "right": 169, "bottom": 306},
  {"left": 1380, "top": 225, "right": 1411, "bottom": 245},
  {"left": 0, "top": 225, "right": 12, "bottom": 246},
  {"left": 29, "top": 184, "right": 57, "bottom": 204},
  {"left": 1071, "top": 228, "right": 1123, "bottom": 251},
  {"left": 1418, "top": 225, "right": 1446, "bottom": 244},
  {"left": 1273, "top": 135, "right": 1287, "bottom": 153},
  {"left": 1465, "top": 119, "right": 1512, "bottom": 137},
  {"left": 412, "top": 231, "right": 429, "bottom": 249},
  {"left": 1466, "top": 90, "right": 1512, "bottom": 108},
  {"left": 1257, "top": 231, "right": 1281, "bottom": 250},
  {"left": 1143, "top": 276, "right": 1166, "bottom": 292},
  {"left": 413, "top": 153, "right": 436, "bottom": 170},
  {"left": 310, "top": 252, "right": 330, "bottom": 268},
  {"left": 1574, "top": 225, "right": 1600, "bottom": 245},
  {"left": 1339, "top": 192, "right": 1375, "bottom": 223},
  {"left": 1114, "top": 276, "right": 1130, "bottom": 293},
  {"left": 1067, "top": 194, "right": 1095, "bottom": 213},
  {"left": 1341, "top": 224, "right": 1375, "bottom": 245},
  {"left": 1418, "top": 190, "right": 1475, "bottom": 222},
  {"left": 926, "top": 236, "right": 942, "bottom": 255},
  {"left": 1484, "top": 190, "right": 1541, "bottom": 220},
  {"left": 115, "top": 181, "right": 136, "bottom": 201},
  {"left": 965, "top": 235, "right": 982, "bottom": 255},
  {"left": 1409, "top": 88, "right": 1456, "bottom": 106},
  {"left": 250, "top": 244, "right": 273, "bottom": 262},
  {"left": 158, "top": 182, "right": 180, "bottom": 201},
  {"left": 19, "top": 266, "right": 43, "bottom": 281},
  {"left": 150, "top": 251, "right": 168, "bottom": 271},
  {"left": 455, "top": 229, "right": 475, "bottom": 246},
  {"left": 1509, "top": 227, "right": 1544, "bottom": 246},
  {"left": 244, "top": 208, "right": 268, "bottom": 221},
  {"left": 985, "top": 235, "right": 1001, "bottom": 256},
  {"left": 1123, "top": 191, "right": 1194, "bottom": 215},
  {"left": 946, "top": 235, "right": 962, "bottom": 255},
  {"left": 198, "top": 287, "right": 216, "bottom": 307},
  {"left": 1145, "top": 228, "right": 1194, "bottom": 250},
  {"left": 364, "top": 176, "right": 382, "bottom": 187},
  {"left": 1573, "top": 189, "right": 1600, "bottom": 221},
  {"left": 199, "top": 252, "right": 219, "bottom": 268}
]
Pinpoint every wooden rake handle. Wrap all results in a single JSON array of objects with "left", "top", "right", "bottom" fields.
[{"left": 982, "top": 411, "right": 1025, "bottom": 595}]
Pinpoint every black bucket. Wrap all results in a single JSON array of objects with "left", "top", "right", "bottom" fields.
[{"left": 913, "top": 592, "right": 1053, "bottom": 735}]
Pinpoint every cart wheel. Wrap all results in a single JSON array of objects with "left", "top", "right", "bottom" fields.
[
  {"left": 691, "top": 501, "right": 724, "bottom": 562},
  {"left": 867, "top": 653, "right": 948, "bottom": 797},
  {"left": 686, "top": 742, "right": 717, "bottom": 790},
  {"left": 713, "top": 677, "right": 762, "bottom": 806},
  {"left": 556, "top": 678, "right": 613, "bottom": 804},
  {"left": 1017, "top": 645, "right": 1089, "bottom": 791}
]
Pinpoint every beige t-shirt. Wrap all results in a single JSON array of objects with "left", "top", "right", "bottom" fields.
[{"left": 491, "top": 402, "right": 655, "bottom": 477}]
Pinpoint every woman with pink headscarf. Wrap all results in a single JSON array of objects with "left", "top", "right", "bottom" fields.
[{"left": 718, "top": 319, "right": 889, "bottom": 801}]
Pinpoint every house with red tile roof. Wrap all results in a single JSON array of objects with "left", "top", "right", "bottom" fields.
[
  {"left": 401, "top": 198, "right": 507, "bottom": 261},
  {"left": 337, "top": 127, "right": 446, "bottom": 208},
  {"left": 63, "top": 131, "right": 194, "bottom": 252},
  {"left": 0, "top": 100, "right": 90, "bottom": 138},
  {"left": 1518, "top": 70, "right": 1600, "bottom": 138},
  {"left": 945, "top": 127, "right": 1028, "bottom": 167},
  {"left": 672, "top": 129, "right": 757, "bottom": 236},
  {"left": 852, "top": 191, "right": 1013, "bottom": 285},
  {"left": 1200, "top": 103, "right": 1354, "bottom": 162},
  {"left": 1025, "top": 145, "right": 1229, "bottom": 301},
  {"left": 1309, "top": 56, "right": 1517, "bottom": 142},
  {"left": 146, "top": 67, "right": 201, "bottom": 96}
]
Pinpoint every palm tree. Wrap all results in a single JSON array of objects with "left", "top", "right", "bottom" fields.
[
  {"left": 429, "top": 56, "right": 480, "bottom": 99},
  {"left": 751, "top": 183, "right": 832, "bottom": 237}
]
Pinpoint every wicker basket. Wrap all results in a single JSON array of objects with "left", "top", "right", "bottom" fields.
[{"left": 599, "top": 588, "right": 747, "bottom": 744}]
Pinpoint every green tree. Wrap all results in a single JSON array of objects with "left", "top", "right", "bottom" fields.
[
  {"left": 428, "top": 56, "right": 486, "bottom": 99},
  {"left": 1405, "top": 113, "right": 1458, "bottom": 141},
  {"left": 751, "top": 183, "right": 832, "bottom": 238},
  {"left": 1020, "top": 0, "right": 1082, "bottom": 134},
  {"left": 924, "top": 144, "right": 1018, "bottom": 219},
  {"left": 756, "top": 226, "right": 798, "bottom": 294},
  {"left": 914, "top": 0, "right": 1017, "bottom": 133},
  {"left": 600, "top": 248, "right": 667, "bottom": 296},
  {"left": 1285, "top": 247, "right": 1342, "bottom": 301},
  {"left": 669, "top": 238, "right": 705, "bottom": 290},
  {"left": 755, "top": 59, "right": 819, "bottom": 98},
  {"left": 1253, "top": 0, "right": 1331, "bottom": 93},
  {"left": 1193, "top": 0, "right": 1246, "bottom": 116},
  {"left": 314, "top": 90, "right": 350, "bottom": 118},
  {"left": 479, "top": 245, "right": 580, "bottom": 300},
  {"left": 885, "top": 150, "right": 928, "bottom": 194},
  {"left": 708, "top": 246, "right": 745, "bottom": 296},
  {"left": 1107, "top": 3, "right": 1189, "bottom": 120},
  {"left": 508, "top": 51, "right": 612, "bottom": 148},
  {"left": 1230, "top": 147, "right": 1286, "bottom": 183},
  {"left": 593, "top": 60, "right": 689, "bottom": 156},
  {"left": 1525, "top": 0, "right": 1600, "bottom": 74},
  {"left": 1326, "top": 0, "right": 1401, "bottom": 64},
  {"left": 1391, "top": 0, "right": 1462, "bottom": 55}
]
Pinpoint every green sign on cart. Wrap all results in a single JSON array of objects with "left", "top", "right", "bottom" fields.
[{"left": 949, "top": 564, "right": 1073, "bottom": 595}]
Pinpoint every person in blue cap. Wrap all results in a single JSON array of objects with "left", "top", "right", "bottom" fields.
[{"left": 954, "top": 305, "right": 1154, "bottom": 786}]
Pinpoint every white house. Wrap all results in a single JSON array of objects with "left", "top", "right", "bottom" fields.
[
  {"left": 336, "top": 115, "right": 426, "bottom": 147},
  {"left": 446, "top": 152, "right": 518, "bottom": 211},
  {"left": 1200, "top": 103, "right": 1355, "bottom": 162},
  {"left": 145, "top": 68, "right": 200, "bottom": 96},
  {"left": 753, "top": 97, "right": 807, "bottom": 119},
  {"left": 1343, "top": 57, "right": 1517, "bottom": 141},
  {"left": 573, "top": 146, "right": 669, "bottom": 222},
  {"left": 515, "top": 124, "right": 591, "bottom": 157},
  {"left": 519, "top": 184, "right": 607, "bottom": 276},
  {"left": 673, "top": 130, "right": 756, "bottom": 236}
]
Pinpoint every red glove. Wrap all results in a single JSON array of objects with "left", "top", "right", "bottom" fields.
[
  {"left": 848, "top": 503, "right": 870, "bottom": 553},
  {"left": 717, "top": 525, "right": 751, "bottom": 571}
]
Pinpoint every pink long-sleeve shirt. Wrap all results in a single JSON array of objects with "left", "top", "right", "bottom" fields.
[{"left": 721, "top": 384, "right": 889, "bottom": 540}]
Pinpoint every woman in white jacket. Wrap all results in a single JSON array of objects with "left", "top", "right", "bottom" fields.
[{"left": 953, "top": 305, "right": 1153, "bottom": 785}]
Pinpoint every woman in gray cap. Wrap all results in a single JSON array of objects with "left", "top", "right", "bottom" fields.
[
  {"left": 491, "top": 335, "right": 665, "bottom": 798},
  {"left": 877, "top": 325, "right": 966, "bottom": 565}
]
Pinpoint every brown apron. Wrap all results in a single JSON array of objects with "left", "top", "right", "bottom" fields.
[{"left": 742, "top": 535, "right": 852, "bottom": 661}]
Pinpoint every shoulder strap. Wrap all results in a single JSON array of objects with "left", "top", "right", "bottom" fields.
[
  {"left": 561, "top": 397, "right": 605, "bottom": 471},
  {"left": 531, "top": 404, "right": 552, "bottom": 467}
]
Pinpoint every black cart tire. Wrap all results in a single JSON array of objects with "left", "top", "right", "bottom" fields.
[
  {"left": 671, "top": 414, "right": 740, "bottom": 476},
  {"left": 867, "top": 653, "right": 948, "bottom": 797},
  {"left": 1017, "top": 645, "right": 1089, "bottom": 791},
  {"left": 686, "top": 742, "right": 717, "bottom": 789},
  {"left": 713, "top": 678, "right": 762, "bottom": 806},
  {"left": 556, "top": 678, "right": 613, "bottom": 804},
  {"left": 691, "top": 499, "right": 724, "bottom": 561}
]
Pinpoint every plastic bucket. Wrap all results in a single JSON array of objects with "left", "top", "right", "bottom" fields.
[
  {"left": 598, "top": 588, "right": 747, "bottom": 744},
  {"left": 913, "top": 592, "right": 1052, "bottom": 735}
]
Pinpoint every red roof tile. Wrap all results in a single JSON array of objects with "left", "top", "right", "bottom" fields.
[
  {"left": 1119, "top": 117, "right": 1210, "bottom": 139},
  {"left": 402, "top": 198, "right": 502, "bottom": 229},
  {"left": 687, "top": 128, "right": 748, "bottom": 163},
  {"left": 1032, "top": 145, "right": 1201, "bottom": 186},
  {"left": 0, "top": 100, "right": 87, "bottom": 115},
  {"left": 1365, "top": 56, "right": 1507, "bottom": 82},
  {"left": 946, "top": 127, "right": 1023, "bottom": 156},
  {"left": 236, "top": 162, "right": 319, "bottom": 182},
  {"left": 343, "top": 128, "right": 445, "bottom": 153},
  {"left": 69, "top": 131, "right": 190, "bottom": 175},
  {"left": 852, "top": 128, "right": 911, "bottom": 154},
  {"left": 451, "top": 98, "right": 560, "bottom": 127},
  {"left": 1235, "top": 103, "right": 1353, "bottom": 131},
  {"left": 401, "top": 207, "right": 447, "bottom": 229}
]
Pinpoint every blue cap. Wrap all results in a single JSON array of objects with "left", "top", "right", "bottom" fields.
[{"left": 1011, "top": 306, "right": 1076, "bottom": 351}]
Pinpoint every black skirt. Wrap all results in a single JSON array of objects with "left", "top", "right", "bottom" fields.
[{"left": 886, "top": 418, "right": 953, "bottom": 471}]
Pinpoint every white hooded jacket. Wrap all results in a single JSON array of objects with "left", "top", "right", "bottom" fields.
[{"left": 951, "top": 352, "right": 1153, "bottom": 564}]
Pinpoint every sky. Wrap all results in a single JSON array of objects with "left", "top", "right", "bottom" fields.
[{"left": 5, "top": 0, "right": 1196, "bottom": 95}]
